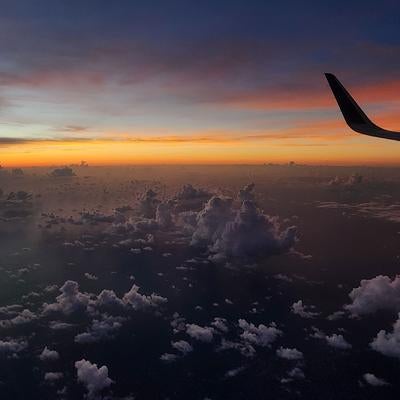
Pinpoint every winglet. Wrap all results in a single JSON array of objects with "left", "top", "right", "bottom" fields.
[
  {"left": 324, "top": 73, "right": 375, "bottom": 128},
  {"left": 325, "top": 73, "right": 400, "bottom": 141}
]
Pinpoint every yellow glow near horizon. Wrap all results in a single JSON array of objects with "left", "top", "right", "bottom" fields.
[{"left": 2, "top": 134, "right": 400, "bottom": 167}]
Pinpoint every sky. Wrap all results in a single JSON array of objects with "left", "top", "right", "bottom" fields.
[{"left": 1, "top": 0, "right": 400, "bottom": 166}]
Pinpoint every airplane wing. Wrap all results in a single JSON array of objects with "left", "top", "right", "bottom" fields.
[{"left": 325, "top": 73, "right": 400, "bottom": 141}]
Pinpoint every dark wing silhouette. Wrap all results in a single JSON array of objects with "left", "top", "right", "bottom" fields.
[{"left": 325, "top": 73, "right": 400, "bottom": 141}]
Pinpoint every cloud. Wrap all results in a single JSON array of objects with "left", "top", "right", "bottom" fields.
[
  {"left": 0, "top": 308, "right": 36, "bottom": 328},
  {"left": 276, "top": 347, "right": 303, "bottom": 360},
  {"left": 238, "top": 319, "right": 282, "bottom": 348},
  {"left": 43, "top": 281, "right": 166, "bottom": 318},
  {"left": 0, "top": 338, "right": 27, "bottom": 355},
  {"left": 237, "top": 183, "right": 255, "bottom": 202},
  {"left": 325, "top": 334, "right": 352, "bottom": 350},
  {"left": 95, "top": 289, "right": 125, "bottom": 310},
  {"left": 291, "top": 300, "right": 319, "bottom": 319},
  {"left": 370, "top": 312, "right": 400, "bottom": 359},
  {"left": 122, "top": 284, "right": 167, "bottom": 310},
  {"left": 346, "top": 275, "right": 400, "bottom": 316},
  {"left": 138, "top": 189, "right": 160, "bottom": 219},
  {"left": 211, "top": 317, "right": 229, "bottom": 333},
  {"left": 85, "top": 273, "right": 98, "bottom": 281},
  {"left": 42, "top": 280, "right": 90, "bottom": 315},
  {"left": 191, "top": 196, "right": 234, "bottom": 247},
  {"left": 211, "top": 200, "right": 296, "bottom": 261},
  {"left": 190, "top": 185, "right": 296, "bottom": 262},
  {"left": 311, "top": 328, "right": 352, "bottom": 350},
  {"left": 363, "top": 373, "right": 389, "bottom": 387},
  {"left": 174, "top": 184, "right": 212, "bottom": 211},
  {"left": 186, "top": 324, "right": 215, "bottom": 343},
  {"left": 155, "top": 201, "right": 174, "bottom": 229},
  {"left": 75, "top": 359, "right": 113, "bottom": 399},
  {"left": 50, "top": 167, "right": 76, "bottom": 178},
  {"left": 287, "top": 367, "right": 305, "bottom": 380},
  {"left": 44, "top": 372, "right": 63, "bottom": 382},
  {"left": 171, "top": 340, "right": 193, "bottom": 355},
  {"left": 75, "top": 315, "right": 125, "bottom": 344},
  {"left": 39, "top": 346, "right": 59, "bottom": 361},
  {"left": 160, "top": 353, "right": 178, "bottom": 363}
]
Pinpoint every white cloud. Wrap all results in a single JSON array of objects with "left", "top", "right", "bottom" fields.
[
  {"left": 39, "top": 346, "right": 59, "bottom": 361},
  {"left": 171, "top": 340, "right": 193, "bottom": 355},
  {"left": 160, "top": 353, "right": 178, "bottom": 363},
  {"left": 346, "top": 275, "right": 400, "bottom": 316},
  {"left": 75, "top": 315, "right": 125, "bottom": 344},
  {"left": 156, "top": 201, "right": 174, "bottom": 229},
  {"left": 122, "top": 284, "right": 167, "bottom": 310},
  {"left": 85, "top": 273, "right": 98, "bottom": 281},
  {"left": 191, "top": 196, "right": 233, "bottom": 247},
  {"left": 238, "top": 319, "right": 282, "bottom": 348},
  {"left": 311, "top": 328, "right": 352, "bottom": 350},
  {"left": 238, "top": 183, "right": 255, "bottom": 202},
  {"left": 174, "top": 184, "right": 211, "bottom": 211},
  {"left": 291, "top": 300, "right": 319, "bottom": 319},
  {"left": 276, "top": 347, "right": 303, "bottom": 360},
  {"left": 370, "top": 312, "right": 400, "bottom": 359},
  {"left": 75, "top": 359, "right": 113, "bottom": 398},
  {"left": 186, "top": 324, "right": 215, "bottom": 343},
  {"left": 44, "top": 372, "right": 63, "bottom": 382},
  {"left": 211, "top": 317, "right": 229, "bottom": 333},
  {"left": 138, "top": 189, "right": 160, "bottom": 219},
  {"left": 0, "top": 309, "right": 36, "bottom": 328},
  {"left": 325, "top": 334, "right": 352, "bottom": 350},
  {"left": 211, "top": 200, "right": 296, "bottom": 261},
  {"left": 0, "top": 338, "right": 27, "bottom": 355},
  {"left": 288, "top": 367, "right": 305, "bottom": 380},
  {"left": 42, "top": 280, "right": 90, "bottom": 315},
  {"left": 363, "top": 373, "right": 389, "bottom": 386}
]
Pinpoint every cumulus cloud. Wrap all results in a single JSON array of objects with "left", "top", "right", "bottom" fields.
[
  {"left": 160, "top": 353, "right": 178, "bottom": 363},
  {"left": 190, "top": 186, "right": 296, "bottom": 262},
  {"left": 174, "top": 184, "right": 212, "bottom": 211},
  {"left": 211, "top": 200, "right": 296, "bottom": 261},
  {"left": 122, "top": 284, "right": 167, "bottom": 310},
  {"left": 327, "top": 173, "right": 363, "bottom": 188},
  {"left": 346, "top": 275, "right": 400, "bottom": 316},
  {"left": 42, "top": 280, "right": 90, "bottom": 315},
  {"left": 311, "top": 328, "right": 351, "bottom": 350},
  {"left": 363, "top": 373, "right": 389, "bottom": 386},
  {"left": 171, "top": 340, "right": 193, "bottom": 355},
  {"left": 75, "top": 315, "right": 125, "bottom": 344},
  {"left": 155, "top": 201, "right": 174, "bottom": 229},
  {"left": 191, "top": 196, "right": 233, "bottom": 247},
  {"left": 370, "top": 312, "right": 400, "bottom": 359},
  {"left": 0, "top": 309, "right": 37, "bottom": 328},
  {"left": 186, "top": 324, "right": 215, "bottom": 342},
  {"left": 138, "top": 189, "right": 160, "bottom": 219},
  {"left": 238, "top": 319, "right": 282, "bottom": 348},
  {"left": 276, "top": 347, "right": 303, "bottom": 360},
  {"left": 39, "top": 346, "right": 60, "bottom": 361},
  {"left": 211, "top": 317, "right": 229, "bottom": 333},
  {"left": 95, "top": 289, "right": 125, "bottom": 310},
  {"left": 44, "top": 372, "right": 63, "bottom": 382},
  {"left": 0, "top": 338, "right": 27, "bottom": 355},
  {"left": 42, "top": 281, "right": 166, "bottom": 318},
  {"left": 50, "top": 167, "right": 76, "bottom": 178},
  {"left": 325, "top": 334, "right": 352, "bottom": 350},
  {"left": 75, "top": 359, "right": 113, "bottom": 399},
  {"left": 237, "top": 183, "right": 255, "bottom": 202},
  {"left": 291, "top": 300, "right": 319, "bottom": 319}
]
